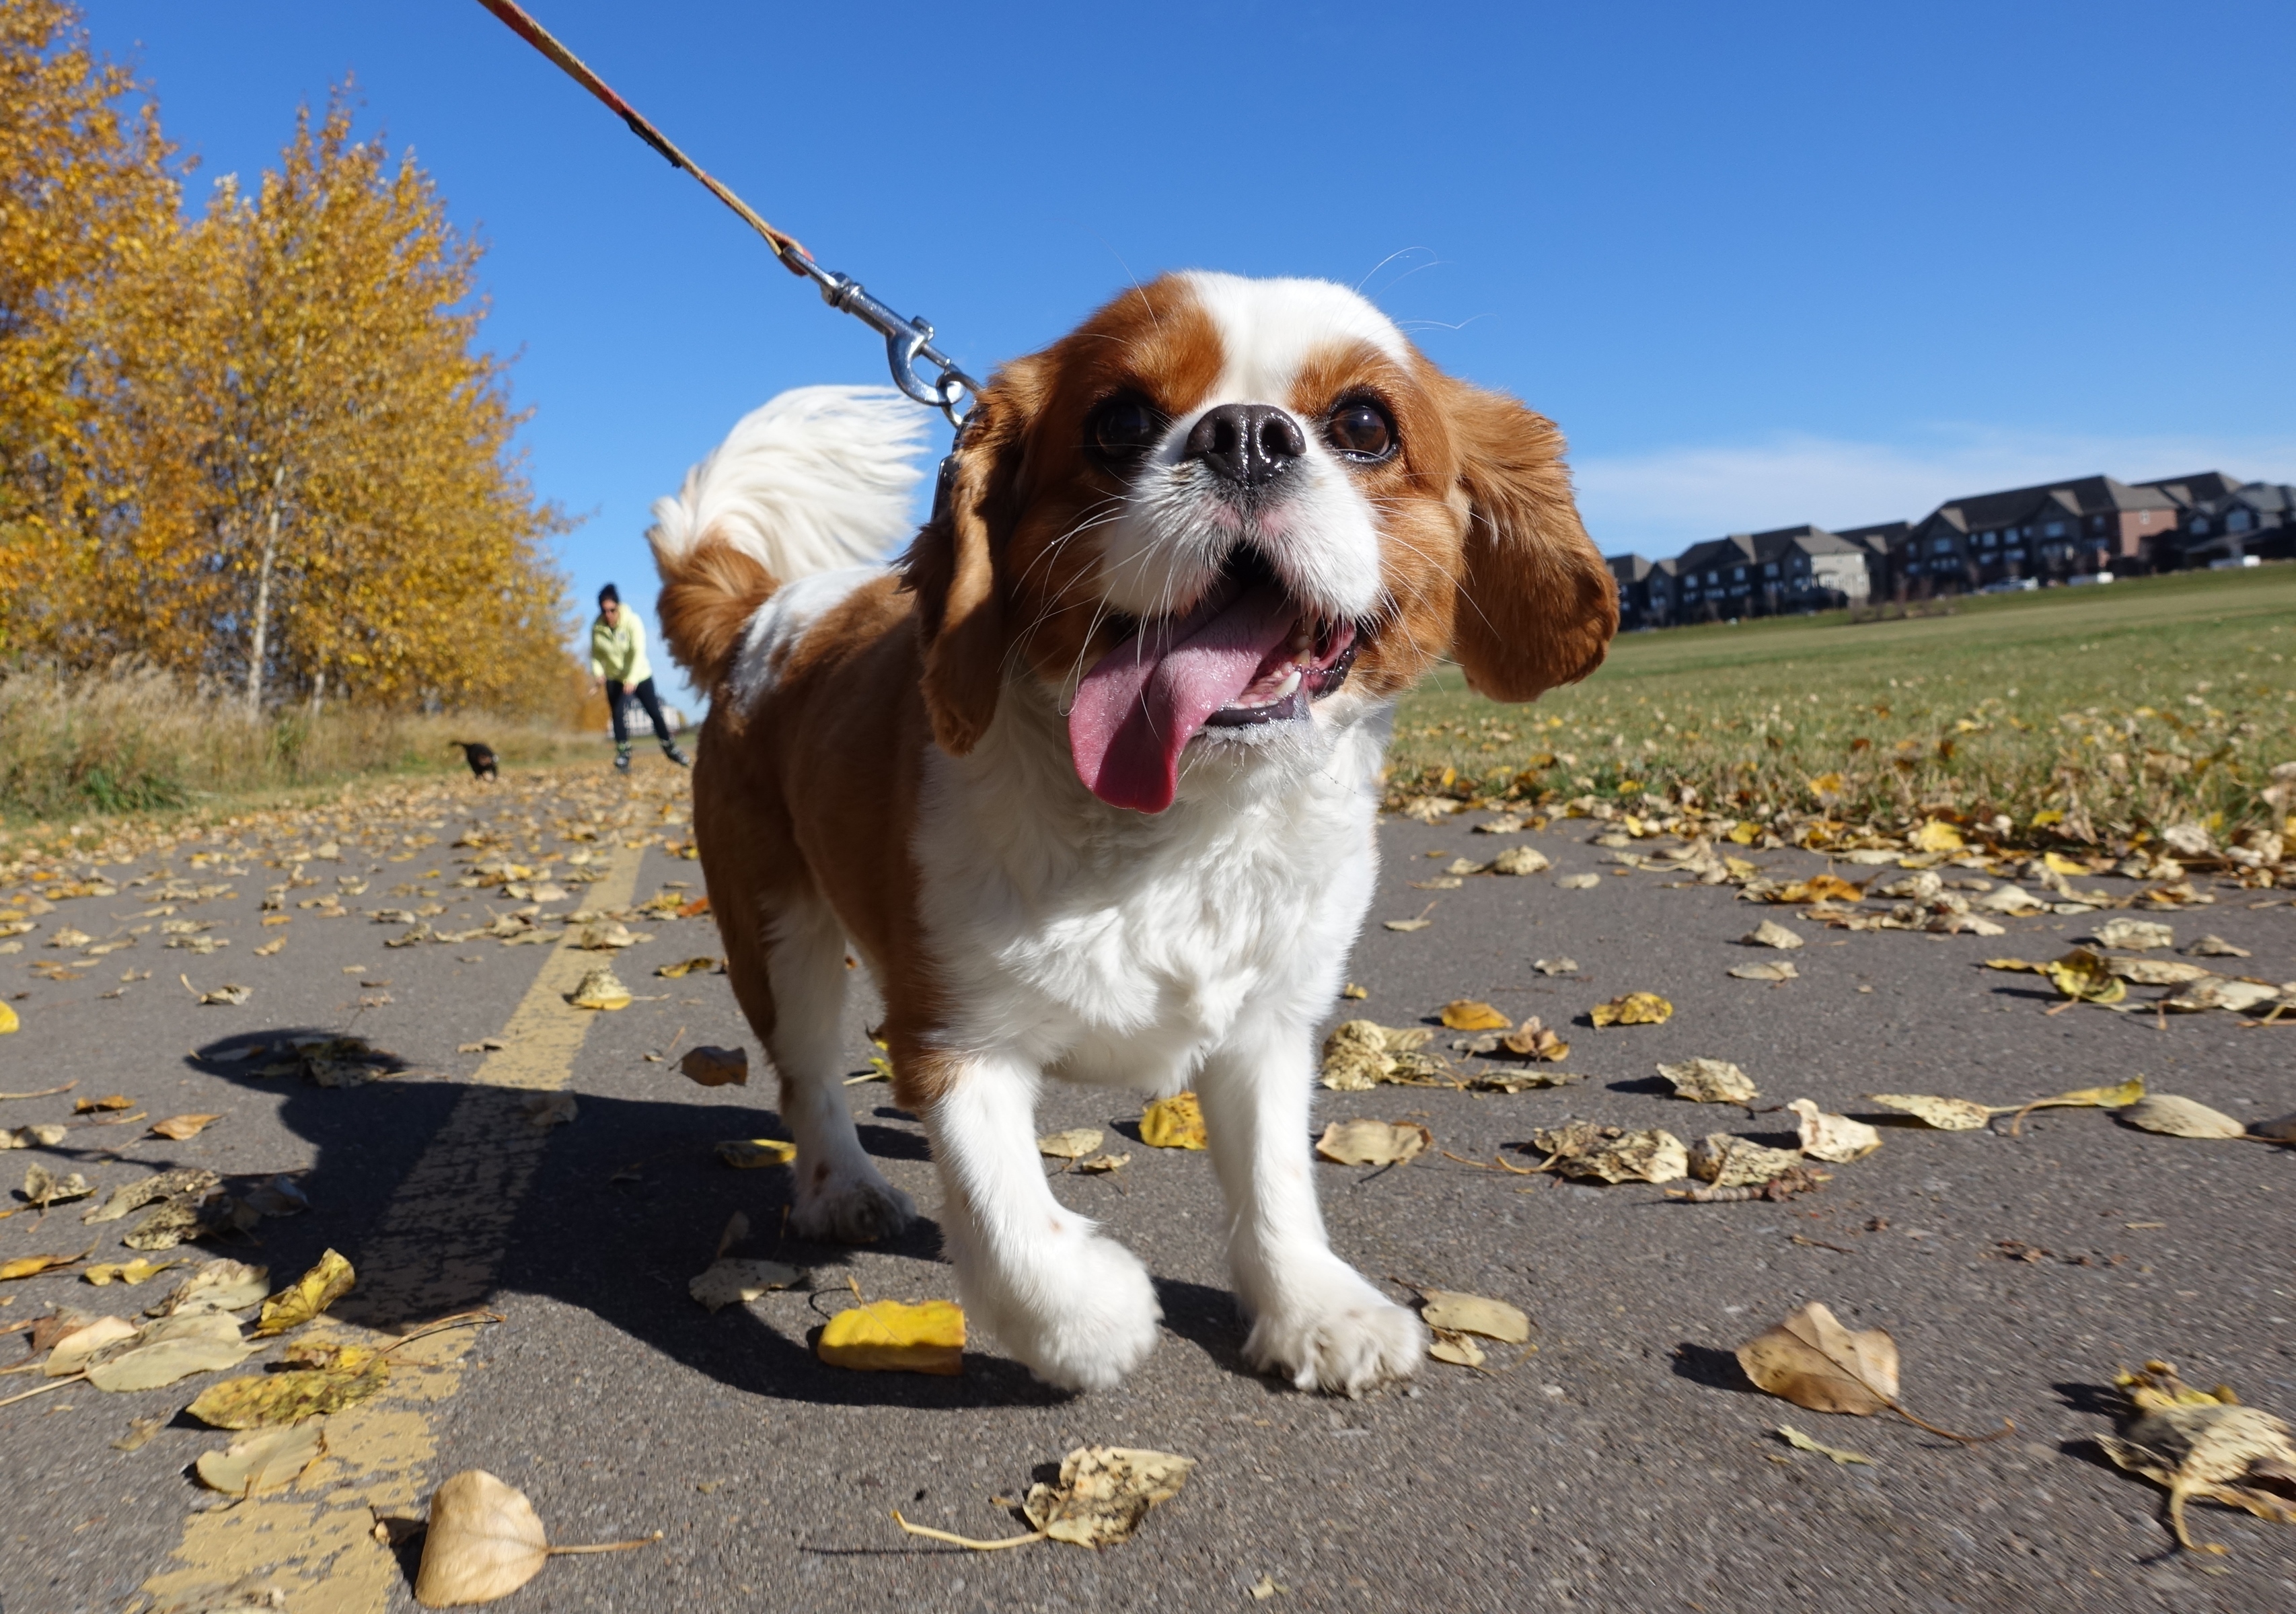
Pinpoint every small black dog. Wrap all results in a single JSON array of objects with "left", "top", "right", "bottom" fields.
[{"left": 450, "top": 741, "right": 498, "bottom": 781}]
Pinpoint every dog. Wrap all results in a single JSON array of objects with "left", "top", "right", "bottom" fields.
[
  {"left": 449, "top": 741, "right": 498, "bottom": 781},
  {"left": 649, "top": 273, "right": 1615, "bottom": 1395}
]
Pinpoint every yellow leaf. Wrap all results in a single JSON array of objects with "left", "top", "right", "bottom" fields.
[
  {"left": 1314, "top": 1119, "right": 1432, "bottom": 1166},
  {"left": 2030, "top": 809, "right": 2065, "bottom": 827},
  {"left": 1911, "top": 820, "right": 1964, "bottom": 852},
  {"left": 1140, "top": 1092, "right": 1208, "bottom": 1150},
  {"left": 1036, "top": 1128, "right": 1105, "bottom": 1161},
  {"left": 187, "top": 1346, "right": 388, "bottom": 1428},
  {"left": 1419, "top": 1290, "right": 1531, "bottom": 1344},
  {"left": 655, "top": 956, "right": 719, "bottom": 978},
  {"left": 1728, "top": 821, "right": 1761, "bottom": 845},
  {"left": 1777, "top": 1425, "right": 1876, "bottom": 1466},
  {"left": 1438, "top": 999, "right": 1510, "bottom": 1031},
  {"left": 678, "top": 1046, "right": 747, "bottom": 1087},
  {"left": 2043, "top": 948, "right": 2126, "bottom": 1004},
  {"left": 1, "top": 1245, "right": 93, "bottom": 1280},
  {"left": 565, "top": 965, "right": 632, "bottom": 1011},
  {"left": 2042, "top": 851, "right": 2087, "bottom": 875},
  {"left": 195, "top": 1422, "right": 326, "bottom": 1496},
  {"left": 1806, "top": 772, "right": 1843, "bottom": 797},
  {"left": 1590, "top": 992, "right": 1672, "bottom": 1027},
  {"left": 0, "top": 1002, "right": 15, "bottom": 1035},
  {"left": 715, "top": 1138, "right": 796, "bottom": 1169},
  {"left": 252, "top": 1247, "right": 355, "bottom": 1336},
  {"left": 817, "top": 1298, "right": 965, "bottom": 1375},
  {"left": 1865, "top": 1094, "right": 1991, "bottom": 1130},
  {"left": 149, "top": 1113, "right": 221, "bottom": 1140},
  {"left": 83, "top": 1257, "right": 185, "bottom": 1286}
]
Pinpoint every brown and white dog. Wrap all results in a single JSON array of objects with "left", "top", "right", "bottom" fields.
[{"left": 650, "top": 272, "right": 1615, "bottom": 1396}]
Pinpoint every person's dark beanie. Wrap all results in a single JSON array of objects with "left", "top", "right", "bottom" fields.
[{"left": 598, "top": 583, "right": 620, "bottom": 606}]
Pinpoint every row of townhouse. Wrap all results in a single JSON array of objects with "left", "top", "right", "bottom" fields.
[{"left": 1606, "top": 470, "right": 2295, "bottom": 628}]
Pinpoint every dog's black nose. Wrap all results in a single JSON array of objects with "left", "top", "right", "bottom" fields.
[{"left": 1185, "top": 404, "right": 1307, "bottom": 488}]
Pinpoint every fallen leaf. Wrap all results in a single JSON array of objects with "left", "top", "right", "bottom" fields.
[
  {"left": 83, "top": 1257, "right": 183, "bottom": 1287},
  {"left": 1, "top": 1245, "right": 94, "bottom": 1281},
  {"left": 1687, "top": 1134, "right": 1805, "bottom": 1187},
  {"left": 85, "top": 1315, "right": 260, "bottom": 1391},
  {"left": 254, "top": 939, "right": 286, "bottom": 957},
  {"left": 0, "top": 1002, "right": 14, "bottom": 1035},
  {"left": 1789, "top": 1099, "right": 1882, "bottom": 1162},
  {"left": 715, "top": 1138, "right": 796, "bottom": 1169},
  {"left": 1489, "top": 846, "right": 1551, "bottom": 876},
  {"left": 1777, "top": 1424, "right": 1876, "bottom": 1466},
  {"left": 2096, "top": 917, "right": 2176, "bottom": 951},
  {"left": 193, "top": 982, "right": 251, "bottom": 1006},
  {"left": 1419, "top": 1290, "right": 1530, "bottom": 1344},
  {"left": 112, "top": 1415, "right": 164, "bottom": 1452},
  {"left": 149, "top": 1113, "right": 221, "bottom": 1140},
  {"left": 521, "top": 1093, "right": 577, "bottom": 1130},
  {"left": 1531, "top": 1124, "right": 1689, "bottom": 1184},
  {"left": 2188, "top": 934, "right": 2252, "bottom": 959},
  {"left": 2256, "top": 1113, "right": 2296, "bottom": 1142},
  {"left": 1021, "top": 1446, "right": 1195, "bottom": 1547},
  {"left": 73, "top": 1095, "right": 133, "bottom": 1113},
  {"left": 1555, "top": 873, "right": 1601, "bottom": 891},
  {"left": 1428, "top": 1332, "right": 1486, "bottom": 1367},
  {"left": 0, "top": 1124, "right": 67, "bottom": 1149},
  {"left": 195, "top": 1422, "right": 326, "bottom": 1496},
  {"left": 458, "top": 1039, "right": 507, "bottom": 1054},
  {"left": 565, "top": 966, "right": 632, "bottom": 1011},
  {"left": 45, "top": 1314, "right": 140, "bottom": 1376},
  {"left": 688, "top": 1259, "right": 801, "bottom": 1313},
  {"left": 1467, "top": 1068, "right": 1585, "bottom": 1093},
  {"left": 1382, "top": 918, "right": 1433, "bottom": 932},
  {"left": 2003, "top": 1075, "right": 2146, "bottom": 1126},
  {"left": 1314, "top": 1119, "right": 1432, "bottom": 1166},
  {"left": 1532, "top": 957, "right": 1579, "bottom": 976},
  {"left": 2044, "top": 948, "right": 2127, "bottom": 1005},
  {"left": 1037, "top": 1128, "right": 1105, "bottom": 1161},
  {"left": 81, "top": 1167, "right": 218, "bottom": 1226},
  {"left": 1728, "top": 960, "right": 1800, "bottom": 982},
  {"left": 22, "top": 1163, "right": 94, "bottom": 1208},
  {"left": 1735, "top": 1301, "right": 1900, "bottom": 1416},
  {"left": 1339, "top": 983, "right": 1368, "bottom": 999},
  {"left": 1318, "top": 1021, "right": 1437, "bottom": 1089},
  {"left": 1983, "top": 957, "right": 2047, "bottom": 974},
  {"left": 414, "top": 1470, "right": 546, "bottom": 1605},
  {"left": 1911, "top": 819, "right": 1964, "bottom": 853},
  {"left": 1498, "top": 1017, "right": 1569, "bottom": 1061},
  {"left": 1776, "top": 875, "right": 1863, "bottom": 905},
  {"left": 1658, "top": 1058, "right": 1758, "bottom": 1105},
  {"left": 1077, "top": 1152, "right": 1131, "bottom": 1174},
  {"left": 186, "top": 1345, "right": 389, "bottom": 1428},
  {"left": 817, "top": 1298, "right": 965, "bottom": 1374},
  {"left": 2163, "top": 977, "right": 2282, "bottom": 1015},
  {"left": 2110, "top": 957, "right": 2215, "bottom": 986},
  {"left": 1866, "top": 1094, "right": 1991, "bottom": 1130},
  {"left": 1140, "top": 1093, "right": 1208, "bottom": 1150},
  {"left": 2098, "top": 1361, "right": 2296, "bottom": 1552},
  {"left": 2119, "top": 1095, "right": 2248, "bottom": 1140},
  {"left": 1590, "top": 992, "right": 1672, "bottom": 1027},
  {"left": 656, "top": 956, "right": 719, "bottom": 978},
  {"left": 1742, "top": 920, "right": 1806, "bottom": 950},
  {"left": 252, "top": 1248, "right": 355, "bottom": 1337},
  {"left": 1439, "top": 999, "right": 1510, "bottom": 1032}
]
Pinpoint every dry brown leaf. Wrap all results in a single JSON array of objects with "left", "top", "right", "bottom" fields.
[
  {"left": 655, "top": 956, "right": 720, "bottom": 978},
  {"left": 677, "top": 1046, "right": 747, "bottom": 1087},
  {"left": 414, "top": 1469, "right": 657, "bottom": 1607},
  {"left": 1590, "top": 992, "right": 1672, "bottom": 1027},
  {"left": 1866, "top": 1093, "right": 1991, "bottom": 1130},
  {"left": 252, "top": 1248, "right": 354, "bottom": 1337},
  {"left": 2098, "top": 1364, "right": 2296, "bottom": 1552},
  {"left": 520, "top": 1093, "right": 577, "bottom": 1130},
  {"left": 1729, "top": 960, "right": 1800, "bottom": 982},
  {"left": 0, "top": 1123, "right": 67, "bottom": 1150},
  {"left": 1419, "top": 1290, "right": 1530, "bottom": 1344},
  {"left": 1318, "top": 1021, "right": 1436, "bottom": 1089},
  {"left": 22, "top": 1163, "right": 94, "bottom": 1208},
  {"left": 1489, "top": 846, "right": 1551, "bottom": 876},
  {"left": 715, "top": 1138, "right": 797, "bottom": 1170},
  {"left": 565, "top": 965, "right": 632, "bottom": 1011},
  {"left": 2096, "top": 917, "right": 2175, "bottom": 951},
  {"left": 1139, "top": 1093, "right": 1208, "bottom": 1150},
  {"left": 1036, "top": 1128, "right": 1105, "bottom": 1161},
  {"left": 1687, "top": 1134, "right": 1804, "bottom": 1187},
  {"left": 44, "top": 1314, "right": 139, "bottom": 1376},
  {"left": 2163, "top": 978, "right": 2282, "bottom": 1015},
  {"left": 2188, "top": 934, "right": 2251, "bottom": 958},
  {"left": 1428, "top": 1332, "right": 1485, "bottom": 1367},
  {"left": 1742, "top": 920, "right": 1806, "bottom": 950},
  {"left": 1555, "top": 873, "right": 1600, "bottom": 890},
  {"left": 2119, "top": 1095, "right": 2248, "bottom": 1140},
  {"left": 1531, "top": 1124, "right": 1688, "bottom": 1184},
  {"left": 72, "top": 1095, "right": 133, "bottom": 1114},
  {"left": 1439, "top": 1000, "right": 1510, "bottom": 1031},
  {"left": 1021, "top": 1446, "right": 1195, "bottom": 1547},
  {"left": 1658, "top": 1058, "right": 1758, "bottom": 1105},
  {"left": 1776, "top": 874, "right": 1862, "bottom": 905},
  {"left": 688, "top": 1258, "right": 801, "bottom": 1313},
  {"left": 1077, "top": 1152, "right": 1130, "bottom": 1174},
  {"left": 1789, "top": 1099, "right": 1882, "bottom": 1162},
  {"left": 0, "top": 1245, "right": 93, "bottom": 1281},
  {"left": 1498, "top": 1018, "right": 1569, "bottom": 1061},
  {"left": 186, "top": 1344, "right": 389, "bottom": 1428},
  {"left": 817, "top": 1298, "right": 965, "bottom": 1375},
  {"left": 1314, "top": 1119, "right": 1432, "bottom": 1166},
  {"left": 195, "top": 1421, "right": 326, "bottom": 1496},
  {"left": 84, "top": 1315, "right": 260, "bottom": 1391},
  {"left": 1735, "top": 1301, "right": 1900, "bottom": 1416},
  {"left": 149, "top": 1258, "right": 268, "bottom": 1317},
  {"left": 149, "top": 1113, "right": 221, "bottom": 1140}
]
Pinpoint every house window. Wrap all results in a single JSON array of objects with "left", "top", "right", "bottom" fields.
[
  {"left": 1707, "top": 571, "right": 1719, "bottom": 585},
  {"left": 1763, "top": 562, "right": 1778, "bottom": 577},
  {"left": 1979, "top": 533, "right": 1997, "bottom": 548},
  {"left": 2043, "top": 521, "right": 2064, "bottom": 538},
  {"left": 2006, "top": 548, "right": 2024, "bottom": 560},
  {"left": 1932, "top": 538, "right": 1954, "bottom": 554},
  {"left": 2229, "top": 510, "right": 2253, "bottom": 532},
  {"left": 2192, "top": 519, "right": 2210, "bottom": 535}
]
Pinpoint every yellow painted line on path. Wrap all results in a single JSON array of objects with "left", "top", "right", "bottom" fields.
[{"left": 141, "top": 842, "right": 649, "bottom": 1613}]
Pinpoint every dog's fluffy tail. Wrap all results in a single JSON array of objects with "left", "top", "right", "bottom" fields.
[{"left": 649, "top": 385, "right": 931, "bottom": 689}]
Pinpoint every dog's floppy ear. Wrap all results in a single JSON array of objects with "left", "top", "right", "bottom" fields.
[
  {"left": 1439, "top": 377, "right": 1617, "bottom": 702},
  {"left": 901, "top": 359, "right": 1041, "bottom": 755}
]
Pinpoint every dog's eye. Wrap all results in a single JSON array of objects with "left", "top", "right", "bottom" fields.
[
  {"left": 1327, "top": 402, "right": 1395, "bottom": 462},
  {"left": 1087, "top": 396, "right": 1164, "bottom": 462}
]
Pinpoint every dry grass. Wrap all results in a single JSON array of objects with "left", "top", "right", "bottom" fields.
[
  {"left": 0, "top": 662, "right": 609, "bottom": 822},
  {"left": 1391, "top": 566, "right": 2296, "bottom": 842}
]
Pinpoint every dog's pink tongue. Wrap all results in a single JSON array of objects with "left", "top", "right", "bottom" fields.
[{"left": 1068, "top": 583, "right": 1297, "bottom": 813}]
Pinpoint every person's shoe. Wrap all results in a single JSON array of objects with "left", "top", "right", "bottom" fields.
[
  {"left": 614, "top": 748, "right": 632, "bottom": 774},
  {"left": 663, "top": 743, "right": 691, "bottom": 768}
]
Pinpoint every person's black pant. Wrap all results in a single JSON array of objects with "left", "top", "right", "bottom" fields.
[{"left": 605, "top": 676, "right": 673, "bottom": 749}]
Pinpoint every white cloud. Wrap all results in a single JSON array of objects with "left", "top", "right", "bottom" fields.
[{"left": 1571, "top": 427, "right": 2296, "bottom": 558}]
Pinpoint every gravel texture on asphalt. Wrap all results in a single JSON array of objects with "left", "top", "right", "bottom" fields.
[{"left": 3, "top": 778, "right": 2292, "bottom": 1613}]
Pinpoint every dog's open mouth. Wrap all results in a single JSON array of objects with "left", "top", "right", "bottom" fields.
[{"left": 1067, "top": 548, "right": 1364, "bottom": 814}]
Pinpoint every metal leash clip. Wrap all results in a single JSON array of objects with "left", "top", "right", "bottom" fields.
[{"left": 796, "top": 262, "right": 983, "bottom": 429}]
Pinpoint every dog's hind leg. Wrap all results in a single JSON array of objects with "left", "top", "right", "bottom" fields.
[{"left": 726, "top": 889, "right": 916, "bottom": 1243}]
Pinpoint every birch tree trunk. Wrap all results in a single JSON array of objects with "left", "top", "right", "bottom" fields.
[{"left": 244, "top": 466, "right": 285, "bottom": 717}]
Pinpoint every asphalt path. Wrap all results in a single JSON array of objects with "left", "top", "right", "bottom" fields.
[{"left": 3, "top": 768, "right": 2292, "bottom": 1614}]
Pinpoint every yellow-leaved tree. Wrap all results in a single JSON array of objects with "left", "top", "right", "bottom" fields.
[{"left": 1, "top": 0, "right": 575, "bottom": 719}]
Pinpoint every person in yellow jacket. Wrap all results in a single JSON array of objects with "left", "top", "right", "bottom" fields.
[{"left": 589, "top": 583, "right": 690, "bottom": 772}]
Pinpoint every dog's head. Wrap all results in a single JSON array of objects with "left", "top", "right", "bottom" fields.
[{"left": 903, "top": 271, "right": 1616, "bottom": 813}]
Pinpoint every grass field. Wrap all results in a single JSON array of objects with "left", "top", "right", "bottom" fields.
[{"left": 1390, "top": 565, "right": 2296, "bottom": 839}]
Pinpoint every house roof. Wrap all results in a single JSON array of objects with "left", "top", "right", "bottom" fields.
[
  {"left": 2140, "top": 471, "right": 2241, "bottom": 509},
  {"left": 1834, "top": 521, "right": 1909, "bottom": 554},
  {"left": 1917, "top": 474, "right": 2177, "bottom": 538},
  {"left": 1605, "top": 554, "right": 1655, "bottom": 584}
]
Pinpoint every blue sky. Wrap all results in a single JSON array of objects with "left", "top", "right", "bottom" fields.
[{"left": 100, "top": 1, "right": 2295, "bottom": 692}]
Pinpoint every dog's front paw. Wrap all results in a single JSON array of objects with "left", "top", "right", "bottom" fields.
[
  {"left": 1244, "top": 1263, "right": 1424, "bottom": 1397},
  {"left": 963, "top": 1233, "right": 1161, "bottom": 1394},
  {"left": 791, "top": 1167, "right": 915, "bottom": 1245}
]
